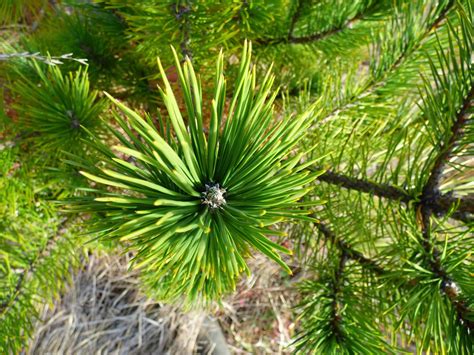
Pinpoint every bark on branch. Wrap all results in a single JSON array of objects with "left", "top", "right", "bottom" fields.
[
  {"left": 314, "top": 169, "right": 473, "bottom": 222},
  {"left": 418, "top": 84, "right": 474, "bottom": 331},
  {"left": 314, "top": 220, "right": 386, "bottom": 275},
  {"left": 0, "top": 218, "right": 69, "bottom": 317}
]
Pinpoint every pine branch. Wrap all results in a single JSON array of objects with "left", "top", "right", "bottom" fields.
[
  {"left": 174, "top": 3, "right": 192, "bottom": 61},
  {"left": 235, "top": 0, "right": 249, "bottom": 24},
  {"left": 0, "top": 52, "right": 88, "bottom": 65},
  {"left": 330, "top": 250, "right": 348, "bottom": 343},
  {"left": 256, "top": 6, "right": 365, "bottom": 46},
  {"left": 417, "top": 84, "right": 474, "bottom": 332},
  {"left": 419, "top": 206, "right": 474, "bottom": 331},
  {"left": 313, "top": 220, "right": 386, "bottom": 275},
  {"left": 388, "top": 0, "right": 454, "bottom": 72},
  {"left": 323, "top": 0, "right": 455, "bottom": 121},
  {"left": 435, "top": 194, "right": 474, "bottom": 216},
  {"left": 317, "top": 170, "right": 412, "bottom": 203},
  {"left": 287, "top": 0, "right": 305, "bottom": 38},
  {"left": 314, "top": 168, "right": 473, "bottom": 222},
  {"left": 68, "top": 44, "right": 319, "bottom": 303},
  {"left": 0, "top": 218, "right": 69, "bottom": 318},
  {"left": 421, "top": 85, "right": 474, "bottom": 201}
]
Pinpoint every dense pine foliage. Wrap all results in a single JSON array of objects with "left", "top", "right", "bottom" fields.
[{"left": 0, "top": 0, "right": 472, "bottom": 353}]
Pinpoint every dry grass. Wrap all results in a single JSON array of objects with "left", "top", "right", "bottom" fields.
[
  {"left": 26, "top": 252, "right": 208, "bottom": 354},
  {"left": 218, "top": 254, "right": 303, "bottom": 355},
  {"left": 26, "top": 250, "right": 303, "bottom": 354}
]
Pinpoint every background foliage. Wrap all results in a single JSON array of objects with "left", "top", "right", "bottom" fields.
[{"left": 0, "top": 0, "right": 473, "bottom": 353}]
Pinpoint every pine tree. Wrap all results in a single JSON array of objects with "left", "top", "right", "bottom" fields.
[{"left": 0, "top": 0, "right": 472, "bottom": 353}]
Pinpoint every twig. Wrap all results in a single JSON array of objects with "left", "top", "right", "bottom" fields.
[
  {"left": 314, "top": 220, "right": 386, "bottom": 275},
  {"left": 313, "top": 168, "right": 473, "bottom": 222},
  {"left": 0, "top": 218, "right": 70, "bottom": 317},
  {"left": 317, "top": 170, "right": 412, "bottom": 203},
  {"left": 421, "top": 85, "right": 474, "bottom": 200},
  {"left": 256, "top": 11, "right": 363, "bottom": 46},
  {"left": 287, "top": 0, "right": 305, "bottom": 39},
  {"left": 173, "top": 3, "right": 192, "bottom": 61},
  {"left": 417, "top": 84, "right": 474, "bottom": 331},
  {"left": 419, "top": 206, "right": 474, "bottom": 331},
  {"left": 330, "top": 250, "right": 348, "bottom": 342},
  {"left": 319, "top": 0, "right": 455, "bottom": 120},
  {"left": 0, "top": 52, "right": 88, "bottom": 66}
]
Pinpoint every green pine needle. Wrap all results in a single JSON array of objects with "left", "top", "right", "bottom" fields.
[
  {"left": 69, "top": 42, "right": 323, "bottom": 304},
  {"left": 11, "top": 62, "right": 107, "bottom": 156}
]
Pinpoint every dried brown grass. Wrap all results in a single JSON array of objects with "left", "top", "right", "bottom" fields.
[
  {"left": 26, "top": 252, "right": 207, "bottom": 355},
  {"left": 219, "top": 254, "right": 303, "bottom": 355},
  {"left": 26, "top": 250, "right": 303, "bottom": 354}
]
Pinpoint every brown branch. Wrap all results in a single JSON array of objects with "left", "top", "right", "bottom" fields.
[
  {"left": 314, "top": 168, "right": 473, "bottom": 222},
  {"left": 422, "top": 85, "right": 474, "bottom": 200},
  {"left": 173, "top": 3, "right": 192, "bottom": 61},
  {"left": 430, "top": 193, "right": 474, "bottom": 224},
  {"left": 419, "top": 205, "right": 474, "bottom": 331},
  {"left": 317, "top": 170, "right": 412, "bottom": 203},
  {"left": 436, "top": 194, "right": 474, "bottom": 215},
  {"left": 419, "top": 84, "right": 474, "bottom": 225},
  {"left": 256, "top": 12, "right": 363, "bottom": 46},
  {"left": 0, "top": 218, "right": 69, "bottom": 317},
  {"left": 417, "top": 84, "right": 474, "bottom": 331},
  {"left": 287, "top": 0, "right": 305, "bottom": 39},
  {"left": 321, "top": 0, "right": 455, "bottom": 120},
  {"left": 330, "top": 249, "right": 348, "bottom": 342},
  {"left": 314, "top": 220, "right": 386, "bottom": 275}
]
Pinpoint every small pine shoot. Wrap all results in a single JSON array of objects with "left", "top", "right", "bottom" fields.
[
  {"left": 0, "top": 0, "right": 473, "bottom": 353},
  {"left": 10, "top": 61, "right": 107, "bottom": 156},
  {"left": 67, "top": 43, "right": 323, "bottom": 304}
]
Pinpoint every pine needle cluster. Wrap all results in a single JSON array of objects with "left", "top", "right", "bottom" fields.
[
  {"left": 10, "top": 62, "right": 107, "bottom": 155},
  {"left": 0, "top": 0, "right": 473, "bottom": 353},
  {"left": 67, "top": 43, "right": 322, "bottom": 304}
]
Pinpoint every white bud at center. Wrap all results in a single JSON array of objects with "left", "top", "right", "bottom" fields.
[{"left": 202, "top": 183, "right": 226, "bottom": 209}]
